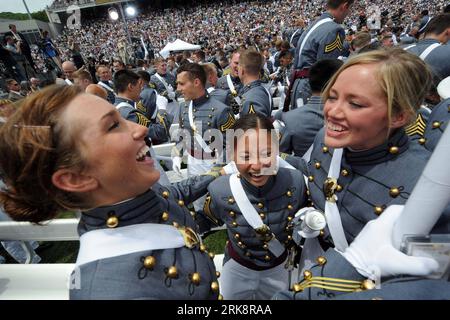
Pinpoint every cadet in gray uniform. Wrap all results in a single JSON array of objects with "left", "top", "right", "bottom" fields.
[
  {"left": 114, "top": 70, "right": 169, "bottom": 145},
  {"left": 405, "top": 14, "right": 450, "bottom": 80},
  {"left": 238, "top": 49, "right": 273, "bottom": 117},
  {"left": 283, "top": 48, "right": 438, "bottom": 279},
  {"left": 288, "top": 0, "right": 353, "bottom": 110},
  {"left": 277, "top": 59, "right": 343, "bottom": 157},
  {"left": 150, "top": 58, "right": 177, "bottom": 102},
  {"left": 202, "top": 62, "right": 229, "bottom": 105},
  {"left": 173, "top": 63, "right": 235, "bottom": 214},
  {"left": 216, "top": 51, "right": 243, "bottom": 114},
  {"left": 137, "top": 70, "right": 172, "bottom": 145},
  {"left": 0, "top": 85, "right": 225, "bottom": 300},
  {"left": 202, "top": 114, "right": 308, "bottom": 299}
]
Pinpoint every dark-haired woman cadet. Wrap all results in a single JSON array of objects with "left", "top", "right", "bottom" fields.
[
  {"left": 202, "top": 113, "right": 308, "bottom": 299},
  {"left": 0, "top": 85, "right": 223, "bottom": 300}
]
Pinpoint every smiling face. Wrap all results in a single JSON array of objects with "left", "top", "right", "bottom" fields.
[
  {"left": 323, "top": 63, "right": 405, "bottom": 150},
  {"left": 59, "top": 94, "right": 160, "bottom": 206},
  {"left": 234, "top": 129, "right": 276, "bottom": 187}
]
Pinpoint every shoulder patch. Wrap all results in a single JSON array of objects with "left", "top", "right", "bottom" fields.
[
  {"left": 324, "top": 33, "right": 344, "bottom": 53},
  {"left": 203, "top": 195, "right": 219, "bottom": 225},
  {"left": 248, "top": 104, "right": 256, "bottom": 114},
  {"left": 136, "top": 112, "right": 150, "bottom": 127},
  {"left": 149, "top": 82, "right": 156, "bottom": 89},
  {"left": 405, "top": 113, "right": 426, "bottom": 137},
  {"left": 220, "top": 112, "right": 236, "bottom": 131}
]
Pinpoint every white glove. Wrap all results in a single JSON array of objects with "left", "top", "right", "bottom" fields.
[
  {"left": 172, "top": 156, "right": 182, "bottom": 176},
  {"left": 168, "top": 91, "right": 176, "bottom": 101},
  {"left": 339, "top": 205, "right": 439, "bottom": 280}
]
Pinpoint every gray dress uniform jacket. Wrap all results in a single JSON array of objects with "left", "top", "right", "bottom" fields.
[
  {"left": 273, "top": 248, "right": 450, "bottom": 300},
  {"left": 202, "top": 168, "right": 308, "bottom": 269},
  {"left": 114, "top": 96, "right": 168, "bottom": 145},
  {"left": 215, "top": 74, "right": 243, "bottom": 113},
  {"left": 291, "top": 12, "right": 347, "bottom": 108},
  {"left": 239, "top": 80, "right": 273, "bottom": 117},
  {"left": 70, "top": 175, "right": 221, "bottom": 300},
  {"left": 177, "top": 92, "right": 235, "bottom": 162},
  {"left": 285, "top": 128, "right": 431, "bottom": 244},
  {"left": 422, "top": 98, "right": 450, "bottom": 152},
  {"left": 150, "top": 72, "right": 177, "bottom": 101},
  {"left": 278, "top": 95, "right": 324, "bottom": 157},
  {"left": 406, "top": 39, "right": 450, "bottom": 80}
]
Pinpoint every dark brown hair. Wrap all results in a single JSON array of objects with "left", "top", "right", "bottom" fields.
[{"left": 0, "top": 85, "right": 89, "bottom": 223}]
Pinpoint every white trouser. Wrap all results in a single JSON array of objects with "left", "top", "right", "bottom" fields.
[
  {"left": 187, "top": 153, "right": 215, "bottom": 211},
  {"left": 219, "top": 257, "right": 289, "bottom": 300}
]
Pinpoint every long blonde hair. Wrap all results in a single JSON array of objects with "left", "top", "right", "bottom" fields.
[{"left": 322, "top": 48, "right": 432, "bottom": 127}]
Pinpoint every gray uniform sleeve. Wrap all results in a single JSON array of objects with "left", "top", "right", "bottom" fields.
[{"left": 163, "top": 174, "right": 217, "bottom": 205}]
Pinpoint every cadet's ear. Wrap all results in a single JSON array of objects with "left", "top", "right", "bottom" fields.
[
  {"left": 193, "top": 77, "right": 202, "bottom": 88},
  {"left": 52, "top": 169, "right": 98, "bottom": 193},
  {"left": 390, "top": 111, "right": 409, "bottom": 129}
]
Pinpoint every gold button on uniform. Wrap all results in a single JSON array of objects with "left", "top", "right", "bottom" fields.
[
  {"left": 257, "top": 202, "right": 264, "bottom": 209},
  {"left": 161, "top": 211, "right": 169, "bottom": 221},
  {"left": 308, "top": 175, "right": 314, "bottom": 182},
  {"left": 303, "top": 270, "right": 312, "bottom": 280},
  {"left": 315, "top": 162, "right": 321, "bottom": 169},
  {"left": 293, "top": 283, "right": 303, "bottom": 292},
  {"left": 374, "top": 206, "right": 384, "bottom": 215},
  {"left": 361, "top": 279, "right": 376, "bottom": 290},
  {"left": 432, "top": 121, "right": 441, "bottom": 129},
  {"left": 143, "top": 256, "right": 156, "bottom": 270},
  {"left": 419, "top": 138, "right": 426, "bottom": 145},
  {"left": 211, "top": 281, "right": 219, "bottom": 292},
  {"left": 259, "top": 213, "right": 266, "bottom": 219},
  {"left": 317, "top": 256, "right": 327, "bottom": 265},
  {"left": 190, "top": 272, "right": 201, "bottom": 285},
  {"left": 162, "top": 191, "right": 169, "bottom": 198},
  {"left": 287, "top": 204, "right": 293, "bottom": 210},
  {"left": 286, "top": 190, "right": 292, "bottom": 197},
  {"left": 264, "top": 255, "right": 271, "bottom": 261},
  {"left": 178, "top": 200, "right": 184, "bottom": 206},
  {"left": 336, "top": 185, "right": 343, "bottom": 192},
  {"left": 322, "top": 146, "right": 329, "bottom": 153},
  {"left": 234, "top": 233, "right": 240, "bottom": 239},
  {"left": 167, "top": 266, "right": 178, "bottom": 278},
  {"left": 200, "top": 244, "right": 207, "bottom": 252},
  {"left": 229, "top": 211, "right": 236, "bottom": 217},
  {"left": 341, "top": 169, "right": 349, "bottom": 177},
  {"left": 106, "top": 216, "right": 119, "bottom": 228},
  {"left": 389, "top": 146, "right": 399, "bottom": 154},
  {"left": 389, "top": 187, "right": 400, "bottom": 198},
  {"left": 231, "top": 221, "right": 238, "bottom": 227},
  {"left": 228, "top": 197, "right": 235, "bottom": 204}
]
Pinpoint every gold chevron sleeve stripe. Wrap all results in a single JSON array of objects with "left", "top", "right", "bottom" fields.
[
  {"left": 325, "top": 34, "right": 343, "bottom": 53},
  {"left": 203, "top": 195, "right": 220, "bottom": 225},
  {"left": 136, "top": 113, "right": 150, "bottom": 127},
  {"left": 405, "top": 113, "right": 426, "bottom": 136},
  {"left": 157, "top": 113, "right": 168, "bottom": 131},
  {"left": 136, "top": 101, "right": 146, "bottom": 113},
  {"left": 248, "top": 104, "right": 256, "bottom": 114},
  {"left": 220, "top": 113, "right": 235, "bottom": 131}
]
